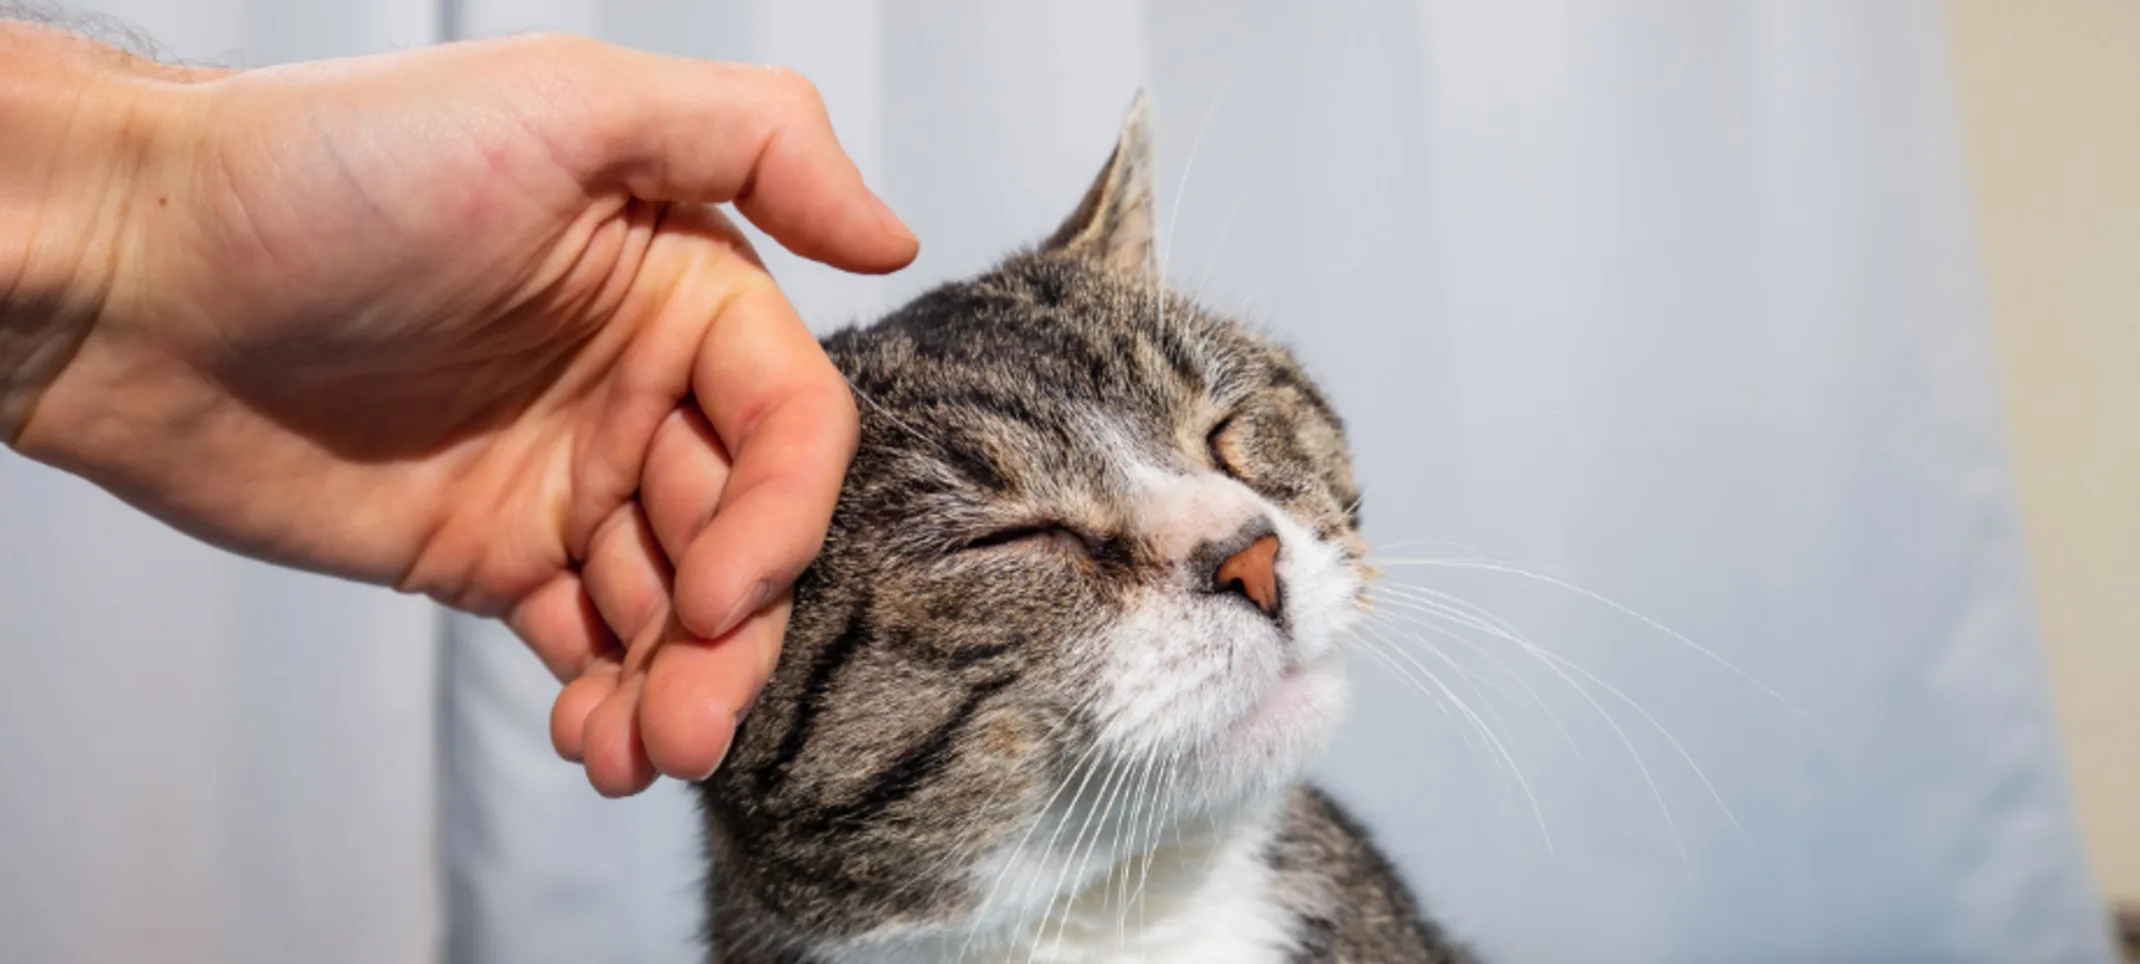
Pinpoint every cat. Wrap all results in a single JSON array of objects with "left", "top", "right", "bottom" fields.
[{"left": 695, "top": 95, "right": 1476, "bottom": 964}]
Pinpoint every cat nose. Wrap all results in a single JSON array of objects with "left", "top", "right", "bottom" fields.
[{"left": 1205, "top": 525, "right": 1283, "bottom": 620}]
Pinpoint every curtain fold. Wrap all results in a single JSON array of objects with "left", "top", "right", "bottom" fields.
[{"left": 0, "top": 5, "right": 445, "bottom": 963}]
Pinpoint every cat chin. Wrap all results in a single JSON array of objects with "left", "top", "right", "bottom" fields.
[
  {"left": 1235, "top": 654, "right": 1351, "bottom": 743},
  {"left": 1188, "top": 654, "right": 1351, "bottom": 801}
]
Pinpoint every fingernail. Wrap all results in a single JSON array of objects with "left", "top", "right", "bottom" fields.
[
  {"left": 686, "top": 741, "right": 731, "bottom": 783},
  {"left": 712, "top": 579, "right": 772, "bottom": 639},
  {"left": 684, "top": 710, "right": 745, "bottom": 783}
]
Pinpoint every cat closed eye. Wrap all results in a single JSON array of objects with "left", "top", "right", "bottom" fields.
[
  {"left": 959, "top": 523, "right": 1094, "bottom": 556},
  {"left": 1206, "top": 413, "right": 1244, "bottom": 479}
]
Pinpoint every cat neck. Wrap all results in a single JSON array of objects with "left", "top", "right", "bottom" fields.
[{"left": 795, "top": 793, "right": 1302, "bottom": 964}]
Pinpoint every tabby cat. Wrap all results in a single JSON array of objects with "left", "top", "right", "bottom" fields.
[{"left": 696, "top": 96, "right": 1475, "bottom": 964}]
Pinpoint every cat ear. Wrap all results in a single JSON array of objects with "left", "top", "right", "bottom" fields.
[{"left": 1043, "top": 91, "right": 1155, "bottom": 274}]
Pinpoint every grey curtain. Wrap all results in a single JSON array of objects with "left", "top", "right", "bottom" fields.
[{"left": 0, "top": 2, "right": 2113, "bottom": 963}]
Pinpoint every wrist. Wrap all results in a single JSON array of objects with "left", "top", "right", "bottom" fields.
[{"left": 0, "top": 21, "right": 201, "bottom": 446}]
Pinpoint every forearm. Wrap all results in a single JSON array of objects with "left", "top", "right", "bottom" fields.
[{"left": 0, "top": 21, "right": 189, "bottom": 444}]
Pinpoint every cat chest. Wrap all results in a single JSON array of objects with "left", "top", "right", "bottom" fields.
[{"left": 969, "top": 840, "right": 1302, "bottom": 964}]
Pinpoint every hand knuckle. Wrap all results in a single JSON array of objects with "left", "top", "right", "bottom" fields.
[
  {"left": 762, "top": 66, "right": 827, "bottom": 114},
  {"left": 525, "top": 30, "right": 603, "bottom": 56}
]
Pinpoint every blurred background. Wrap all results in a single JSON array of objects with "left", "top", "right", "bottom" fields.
[{"left": 1, "top": 1, "right": 2133, "bottom": 962}]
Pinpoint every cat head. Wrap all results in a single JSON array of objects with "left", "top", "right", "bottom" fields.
[{"left": 700, "top": 95, "right": 1369, "bottom": 952}]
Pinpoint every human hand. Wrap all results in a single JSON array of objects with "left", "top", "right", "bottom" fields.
[{"left": 0, "top": 24, "right": 915, "bottom": 795}]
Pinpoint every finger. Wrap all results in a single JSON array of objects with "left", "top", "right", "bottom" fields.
[
  {"left": 565, "top": 206, "right": 754, "bottom": 559},
  {"left": 580, "top": 610, "right": 667, "bottom": 792},
  {"left": 642, "top": 406, "right": 732, "bottom": 562},
  {"left": 640, "top": 594, "right": 791, "bottom": 781},
  {"left": 671, "top": 279, "right": 858, "bottom": 641},
  {"left": 579, "top": 502, "right": 672, "bottom": 645},
  {"left": 559, "top": 39, "right": 919, "bottom": 273},
  {"left": 504, "top": 573, "right": 619, "bottom": 682},
  {"left": 550, "top": 659, "right": 620, "bottom": 763},
  {"left": 581, "top": 671, "right": 658, "bottom": 798}
]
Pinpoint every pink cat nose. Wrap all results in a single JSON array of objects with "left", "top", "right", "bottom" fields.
[{"left": 1213, "top": 533, "right": 1283, "bottom": 618}]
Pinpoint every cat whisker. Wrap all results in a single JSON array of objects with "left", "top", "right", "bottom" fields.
[
  {"left": 1027, "top": 752, "right": 1117, "bottom": 961},
  {"left": 1070, "top": 743, "right": 1157, "bottom": 958},
  {"left": 1124, "top": 749, "right": 1184, "bottom": 925},
  {"left": 1158, "top": 74, "right": 1235, "bottom": 282},
  {"left": 1373, "top": 577, "right": 1742, "bottom": 832},
  {"left": 1361, "top": 611, "right": 1530, "bottom": 718},
  {"left": 1187, "top": 183, "right": 1246, "bottom": 306},
  {"left": 955, "top": 716, "right": 1110, "bottom": 964},
  {"left": 1345, "top": 632, "right": 1520, "bottom": 789},
  {"left": 1030, "top": 753, "right": 1132, "bottom": 963},
  {"left": 1344, "top": 633, "right": 1460, "bottom": 727},
  {"left": 1360, "top": 602, "right": 1586, "bottom": 759},
  {"left": 1112, "top": 743, "right": 1166, "bottom": 953},
  {"left": 1370, "top": 577, "right": 1647, "bottom": 756},
  {"left": 1353, "top": 624, "right": 1507, "bottom": 772},
  {"left": 1366, "top": 538, "right": 1494, "bottom": 557},
  {"left": 1368, "top": 555, "right": 1824, "bottom": 734},
  {"left": 839, "top": 371, "right": 944, "bottom": 457},
  {"left": 1129, "top": 751, "right": 1181, "bottom": 935},
  {"left": 887, "top": 707, "right": 1100, "bottom": 908},
  {"left": 1355, "top": 617, "right": 1546, "bottom": 788},
  {"left": 1107, "top": 744, "right": 1166, "bottom": 956},
  {"left": 1368, "top": 584, "right": 1718, "bottom": 860},
  {"left": 1395, "top": 582, "right": 1747, "bottom": 839},
  {"left": 1056, "top": 745, "right": 1137, "bottom": 959},
  {"left": 1352, "top": 621, "right": 1540, "bottom": 779},
  {"left": 1354, "top": 622, "right": 1556, "bottom": 855}
]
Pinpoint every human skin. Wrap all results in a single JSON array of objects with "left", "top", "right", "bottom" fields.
[{"left": 0, "top": 21, "right": 917, "bottom": 796}]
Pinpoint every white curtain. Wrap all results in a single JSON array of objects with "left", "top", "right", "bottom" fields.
[
  {"left": 1, "top": 2, "right": 2113, "bottom": 963},
  {"left": 0, "top": 3, "right": 447, "bottom": 961}
]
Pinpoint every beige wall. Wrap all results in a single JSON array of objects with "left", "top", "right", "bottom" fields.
[{"left": 1949, "top": 0, "right": 2140, "bottom": 908}]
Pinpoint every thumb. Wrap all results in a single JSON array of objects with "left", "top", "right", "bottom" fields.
[{"left": 542, "top": 38, "right": 919, "bottom": 275}]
